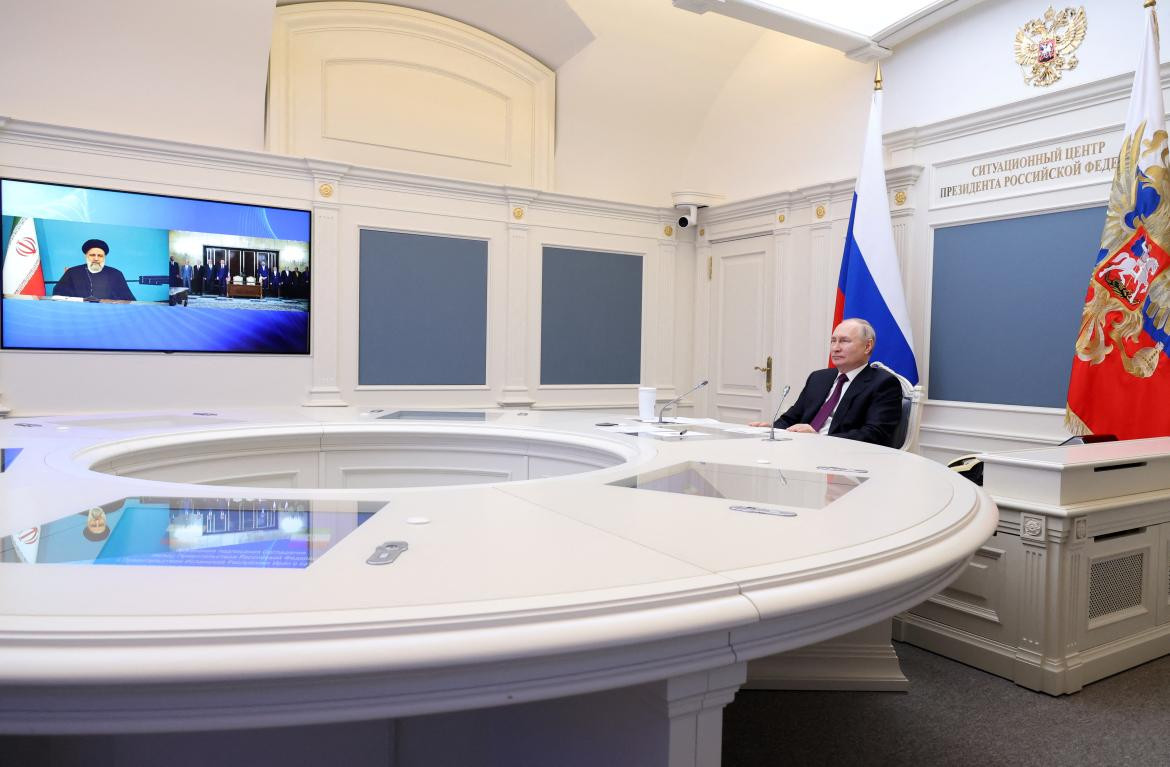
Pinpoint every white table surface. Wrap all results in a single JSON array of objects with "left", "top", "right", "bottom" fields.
[{"left": 0, "top": 408, "right": 997, "bottom": 733}]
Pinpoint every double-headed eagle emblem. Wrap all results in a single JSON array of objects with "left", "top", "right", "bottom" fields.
[
  {"left": 1015, "top": 6, "right": 1087, "bottom": 87},
  {"left": 1075, "top": 122, "right": 1170, "bottom": 381}
]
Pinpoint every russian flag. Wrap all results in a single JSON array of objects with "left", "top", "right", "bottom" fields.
[
  {"left": 833, "top": 82, "right": 919, "bottom": 385},
  {"left": 1066, "top": 4, "right": 1170, "bottom": 440}
]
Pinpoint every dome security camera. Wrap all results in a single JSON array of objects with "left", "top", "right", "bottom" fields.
[{"left": 676, "top": 204, "right": 698, "bottom": 228}]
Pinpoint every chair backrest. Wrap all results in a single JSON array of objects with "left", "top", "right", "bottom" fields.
[
  {"left": 869, "top": 360, "right": 923, "bottom": 451},
  {"left": 231, "top": 275, "right": 243, "bottom": 284},
  {"left": 245, "top": 276, "right": 256, "bottom": 285}
]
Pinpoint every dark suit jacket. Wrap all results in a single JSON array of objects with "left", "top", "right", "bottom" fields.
[{"left": 774, "top": 364, "right": 903, "bottom": 447}]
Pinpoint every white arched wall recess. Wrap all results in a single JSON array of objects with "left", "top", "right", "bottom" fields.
[{"left": 268, "top": 2, "right": 555, "bottom": 189}]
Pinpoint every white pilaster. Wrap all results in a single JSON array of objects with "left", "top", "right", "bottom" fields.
[
  {"left": 499, "top": 197, "right": 535, "bottom": 407},
  {"left": 654, "top": 225, "right": 677, "bottom": 399},
  {"left": 304, "top": 162, "right": 349, "bottom": 407}
]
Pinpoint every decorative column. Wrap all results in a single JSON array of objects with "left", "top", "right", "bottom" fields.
[
  {"left": 806, "top": 188, "right": 835, "bottom": 368},
  {"left": 304, "top": 161, "right": 349, "bottom": 407},
  {"left": 1059, "top": 516, "right": 1090, "bottom": 688},
  {"left": 1014, "top": 512, "right": 1051, "bottom": 686},
  {"left": 692, "top": 230, "right": 712, "bottom": 416},
  {"left": 886, "top": 165, "right": 924, "bottom": 386},
  {"left": 771, "top": 208, "right": 792, "bottom": 397},
  {"left": 649, "top": 221, "right": 674, "bottom": 402},
  {"left": 498, "top": 196, "right": 535, "bottom": 407}
]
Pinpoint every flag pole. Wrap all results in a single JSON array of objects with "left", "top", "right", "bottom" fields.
[{"left": 874, "top": 63, "right": 882, "bottom": 91}]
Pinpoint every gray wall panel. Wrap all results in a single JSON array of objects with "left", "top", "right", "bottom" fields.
[
  {"left": 541, "top": 247, "right": 642, "bottom": 385},
  {"left": 359, "top": 230, "right": 487, "bottom": 385},
  {"left": 930, "top": 206, "right": 1105, "bottom": 407}
]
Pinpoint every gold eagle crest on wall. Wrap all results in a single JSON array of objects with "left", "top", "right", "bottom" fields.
[{"left": 1015, "top": 6, "right": 1087, "bottom": 87}]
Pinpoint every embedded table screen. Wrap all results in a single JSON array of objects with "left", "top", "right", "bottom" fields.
[
  {"left": 609, "top": 461, "right": 865, "bottom": 510},
  {"left": 1, "top": 448, "right": 22, "bottom": 471},
  {"left": 378, "top": 410, "right": 491, "bottom": 421},
  {"left": 1, "top": 497, "right": 384, "bottom": 568}
]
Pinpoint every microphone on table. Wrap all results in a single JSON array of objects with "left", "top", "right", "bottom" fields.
[
  {"left": 765, "top": 384, "right": 792, "bottom": 442},
  {"left": 658, "top": 380, "right": 709, "bottom": 423}
]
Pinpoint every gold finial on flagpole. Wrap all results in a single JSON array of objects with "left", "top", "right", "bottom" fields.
[
  {"left": 875, "top": 62, "right": 883, "bottom": 91},
  {"left": 1146, "top": 0, "right": 1156, "bottom": 9}
]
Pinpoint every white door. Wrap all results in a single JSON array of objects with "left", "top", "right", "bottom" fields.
[{"left": 706, "top": 236, "right": 778, "bottom": 424}]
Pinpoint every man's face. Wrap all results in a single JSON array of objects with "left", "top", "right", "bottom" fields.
[
  {"left": 86, "top": 508, "right": 108, "bottom": 536},
  {"left": 829, "top": 321, "right": 873, "bottom": 373},
  {"left": 84, "top": 247, "right": 107, "bottom": 274}
]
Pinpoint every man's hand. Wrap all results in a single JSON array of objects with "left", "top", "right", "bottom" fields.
[
  {"left": 748, "top": 421, "right": 769, "bottom": 427},
  {"left": 786, "top": 424, "right": 816, "bottom": 433}
]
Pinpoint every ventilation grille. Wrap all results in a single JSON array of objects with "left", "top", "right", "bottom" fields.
[{"left": 1088, "top": 553, "right": 1145, "bottom": 620}]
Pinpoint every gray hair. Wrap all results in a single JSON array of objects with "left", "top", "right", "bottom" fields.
[{"left": 841, "top": 317, "right": 876, "bottom": 344}]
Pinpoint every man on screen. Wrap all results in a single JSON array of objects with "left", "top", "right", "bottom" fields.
[
  {"left": 750, "top": 318, "right": 902, "bottom": 447},
  {"left": 213, "top": 258, "right": 228, "bottom": 296},
  {"left": 52, "top": 239, "right": 135, "bottom": 301}
]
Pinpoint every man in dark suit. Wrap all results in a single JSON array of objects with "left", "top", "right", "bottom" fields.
[
  {"left": 52, "top": 239, "right": 135, "bottom": 301},
  {"left": 752, "top": 318, "right": 903, "bottom": 447},
  {"left": 213, "top": 258, "right": 228, "bottom": 296}
]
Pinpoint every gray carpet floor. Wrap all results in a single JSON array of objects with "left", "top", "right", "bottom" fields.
[{"left": 722, "top": 641, "right": 1170, "bottom": 766}]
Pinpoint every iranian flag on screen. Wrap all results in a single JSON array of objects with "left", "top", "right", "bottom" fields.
[{"left": 2, "top": 217, "right": 47, "bottom": 296}]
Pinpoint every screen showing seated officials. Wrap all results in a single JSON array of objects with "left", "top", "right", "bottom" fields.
[{"left": 0, "top": 178, "right": 312, "bottom": 354}]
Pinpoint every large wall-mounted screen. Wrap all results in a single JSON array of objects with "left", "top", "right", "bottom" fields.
[{"left": 1, "top": 179, "right": 311, "bottom": 354}]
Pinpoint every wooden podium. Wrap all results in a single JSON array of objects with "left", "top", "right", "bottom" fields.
[{"left": 228, "top": 283, "right": 262, "bottom": 299}]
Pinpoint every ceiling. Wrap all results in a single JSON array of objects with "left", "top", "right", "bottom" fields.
[
  {"left": 671, "top": 0, "right": 989, "bottom": 60},
  {"left": 278, "top": 0, "right": 987, "bottom": 69},
  {"left": 277, "top": 0, "right": 596, "bottom": 68}
]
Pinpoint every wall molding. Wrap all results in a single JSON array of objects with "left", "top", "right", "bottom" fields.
[
  {"left": 886, "top": 62, "right": 1170, "bottom": 152},
  {"left": 701, "top": 165, "right": 923, "bottom": 242},
  {"left": 0, "top": 116, "right": 670, "bottom": 226}
]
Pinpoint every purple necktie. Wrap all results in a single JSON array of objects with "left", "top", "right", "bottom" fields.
[{"left": 809, "top": 373, "right": 848, "bottom": 432}]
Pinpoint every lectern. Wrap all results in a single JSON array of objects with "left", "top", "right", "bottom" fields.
[{"left": 895, "top": 438, "right": 1170, "bottom": 694}]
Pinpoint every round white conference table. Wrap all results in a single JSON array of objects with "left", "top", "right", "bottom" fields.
[{"left": 0, "top": 409, "right": 996, "bottom": 767}]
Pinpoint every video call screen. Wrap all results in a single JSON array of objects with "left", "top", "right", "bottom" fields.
[
  {"left": 1, "top": 178, "right": 312, "bottom": 354},
  {"left": 0, "top": 497, "right": 383, "bottom": 569}
]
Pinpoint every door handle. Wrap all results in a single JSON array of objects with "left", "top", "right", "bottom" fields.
[{"left": 753, "top": 356, "right": 773, "bottom": 392}]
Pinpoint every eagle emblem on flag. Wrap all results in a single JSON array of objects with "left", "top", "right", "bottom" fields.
[
  {"left": 1015, "top": 6, "right": 1087, "bottom": 87},
  {"left": 1094, "top": 231, "right": 1165, "bottom": 309},
  {"left": 1075, "top": 122, "right": 1170, "bottom": 380}
]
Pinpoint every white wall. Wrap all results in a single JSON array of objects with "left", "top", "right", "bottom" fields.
[
  {"left": 0, "top": 0, "right": 275, "bottom": 152},
  {"left": 883, "top": 0, "right": 1162, "bottom": 132},
  {"left": 683, "top": 33, "right": 874, "bottom": 203},
  {"left": 554, "top": 0, "right": 766, "bottom": 205}
]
